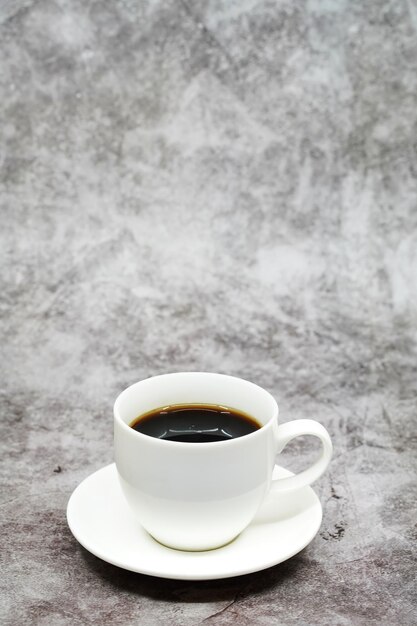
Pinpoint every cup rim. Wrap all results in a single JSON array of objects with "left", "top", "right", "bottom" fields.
[{"left": 113, "top": 372, "right": 279, "bottom": 448}]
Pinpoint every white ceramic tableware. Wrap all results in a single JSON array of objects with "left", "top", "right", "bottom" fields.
[
  {"left": 114, "top": 372, "right": 332, "bottom": 551},
  {"left": 67, "top": 463, "right": 323, "bottom": 580}
]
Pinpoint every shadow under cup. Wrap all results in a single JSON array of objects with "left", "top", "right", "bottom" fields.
[{"left": 113, "top": 373, "right": 279, "bottom": 551}]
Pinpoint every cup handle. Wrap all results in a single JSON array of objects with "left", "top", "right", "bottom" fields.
[{"left": 271, "top": 419, "right": 333, "bottom": 492}]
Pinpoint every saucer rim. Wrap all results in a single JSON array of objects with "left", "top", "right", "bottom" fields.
[{"left": 67, "top": 463, "right": 323, "bottom": 580}]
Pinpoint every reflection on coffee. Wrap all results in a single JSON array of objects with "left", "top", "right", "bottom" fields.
[{"left": 129, "top": 404, "right": 261, "bottom": 443}]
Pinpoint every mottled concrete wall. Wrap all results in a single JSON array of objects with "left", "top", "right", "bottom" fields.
[{"left": 1, "top": 1, "right": 416, "bottom": 624}]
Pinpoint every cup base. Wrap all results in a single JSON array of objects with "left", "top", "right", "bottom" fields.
[{"left": 148, "top": 531, "right": 240, "bottom": 553}]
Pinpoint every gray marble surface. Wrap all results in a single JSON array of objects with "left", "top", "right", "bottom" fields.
[{"left": 1, "top": 0, "right": 417, "bottom": 624}]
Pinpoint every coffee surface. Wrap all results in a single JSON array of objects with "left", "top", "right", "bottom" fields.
[{"left": 130, "top": 404, "right": 261, "bottom": 443}]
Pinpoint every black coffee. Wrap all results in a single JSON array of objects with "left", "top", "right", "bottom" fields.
[{"left": 130, "top": 404, "right": 261, "bottom": 443}]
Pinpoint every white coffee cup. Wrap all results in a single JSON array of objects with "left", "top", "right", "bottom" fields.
[{"left": 114, "top": 372, "right": 332, "bottom": 551}]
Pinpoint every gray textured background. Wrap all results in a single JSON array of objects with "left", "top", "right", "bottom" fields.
[{"left": 1, "top": 0, "right": 417, "bottom": 624}]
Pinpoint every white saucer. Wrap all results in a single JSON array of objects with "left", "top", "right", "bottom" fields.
[{"left": 67, "top": 464, "right": 322, "bottom": 580}]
